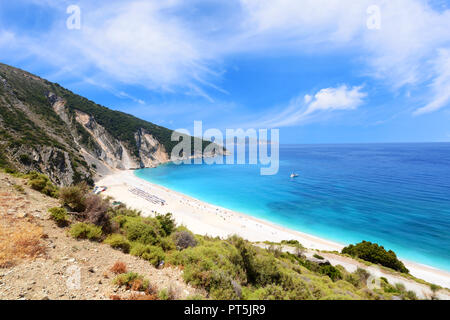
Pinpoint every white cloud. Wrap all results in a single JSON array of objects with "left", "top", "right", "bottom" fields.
[
  {"left": 257, "top": 85, "right": 367, "bottom": 128},
  {"left": 237, "top": 0, "right": 450, "bottom": 113},
  {"left": 413, "top": 49, "right": 450, "bottom": 115},
  {"left": 2, "top": 0, "right": 219, "bottom": 100},
  {"left": 2, "top": 0, "right": 450, "bottom": 114}
]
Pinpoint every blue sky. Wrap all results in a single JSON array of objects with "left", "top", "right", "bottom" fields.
[{"left": 1, "top": 0, "right": 450, "bottom": 143}]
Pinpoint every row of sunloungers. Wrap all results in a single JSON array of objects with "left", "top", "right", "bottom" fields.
[{"left": 128, "top": 187, "right": 166, "bottom": 206}]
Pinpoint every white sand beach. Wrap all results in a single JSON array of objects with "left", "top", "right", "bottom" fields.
[{"left": 96, "top": 169, "right": 450, "bottom": 292}]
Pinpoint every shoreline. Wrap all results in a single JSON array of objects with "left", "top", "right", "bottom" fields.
[{"left": 96, "top": 169, "right": 450, "bottom": 290}]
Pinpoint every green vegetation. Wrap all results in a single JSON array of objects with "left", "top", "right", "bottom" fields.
[
  {"left": 130, "top": 243, "right": 165, "bottom": 267},
  {"left": 13, "top": 184, "right": 25, "bottom": 193},
  {"left": 158, "top": 288, "right": 171, "bottom": 300},
  {"left": 173, "top": 230, "right": 197, "bottom": 250},
  {"left": 69, "top": 222, "right": 103, "bottom": 241},
  {"left": 43, "top": 179, "right": 422, "bottom": 301},
  {"left": 379, "top": 278, "right": 418, "bottom": 300},
  {"left": 59, "top": 183, "right": 89, "bottom": 212},
  {"left": 48, "top": 207, "right": 69, "bottom": 227},
  {"left": 342, "top": 241, "right": 409, "bottom": 273},
  {"left": 24, "top": 171, "right": 58, "bottom": 198},
  {"left": 113, "top": 272, "right": 149, "bottom": 292},
  {"left": 104, "top": 234, "right": 131, "bottom": 253},
  {"left": 319, "top": 265, "right": 342, "bottom": 281}
]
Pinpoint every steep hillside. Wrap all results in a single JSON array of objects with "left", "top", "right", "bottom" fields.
[
  {"left": 0, "top": 171, "right": 202, "bottom": 300},
  {"left": 0, "top": 63, "right": 219, "bottom": 186}
]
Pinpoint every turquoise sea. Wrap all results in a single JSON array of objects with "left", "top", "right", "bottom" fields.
[{"left": 135, "top": 143, "right": 450, "bottom": 271}]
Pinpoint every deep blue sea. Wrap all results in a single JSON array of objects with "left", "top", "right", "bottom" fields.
[{"left": 135, "top": 143, "right": 450, "bottom": 271}]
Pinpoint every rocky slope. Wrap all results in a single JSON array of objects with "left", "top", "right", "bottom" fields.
[
  {"left": 0, "top": 171, "right": 203, "bottom": 300},
  {"left": 0, "top": 63, "right": 220, "bottom": 186}
]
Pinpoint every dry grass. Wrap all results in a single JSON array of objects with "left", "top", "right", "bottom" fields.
[
  {"left": 0, "top": 215, "right": 45, "bottom": 268},
  {"left": 110, "top": 261, "right": 127, "bottom": 274}
]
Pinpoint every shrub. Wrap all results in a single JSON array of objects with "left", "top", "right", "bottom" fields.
[
  {"left": 168, "top": 239, "right": 245, "bottom": 299},
  {"left": 26, "top": 172, "right": 58, "bottom": 198},
  {"left": 319, "top": 265, "right": 342, "bottom": 282},
  {"left": 155, "top": 213, "right": 176, "bottom": 236},
  {"left": 104, "top": 234, "right": 131, "bottom": 253},
  {"left": 173, "top": 230, "right": 197, "bottom": 250},
  {"left": 113, "top": 272, "right": 149, "bottom": 291},
  {"left": 110, "top": 261, "right": 127, "bottom": 274},
  {"left": 13, "top": 184, "right": 25, "bottom": 193},
  {"left": 430, "top": 284, "right": 440, "bottom": 293},
  {"left": 69, "top": 222, "right": 102, "bottom": 241},
  {"left": 108, "top": 206, "right": 141, "bottom": 217},
  {"left": 159, "top": 237, "right": 176, "bottom": 251},
  {"left": 405, "top": 290, "right": 417, "bottom": 300},
  {"left": 130, "top": 243, "right": 165, "bottom": 267},
  {"left": 48, "top": 207, "right": 69, "bottom": 227},
  {"left": 342, "top": 241, "right": 409, "bottom": 273},
  {"left": 59, "top": 182, "right": 89, "bottom": 212},
  {"left": 313, "top": 254, "right": 325, "bottom": 260},
  {"left": 124, "top": 218, "right": 162, "bottom": 245},
  {"left": 83, "top": 194, "right": 111, "bottom": 232},
  {"left": 158, "top": 288, "right": 174, "bottom": 300},
  {"left": 281, "top": 240, "right": 300, "bottom": 246}
]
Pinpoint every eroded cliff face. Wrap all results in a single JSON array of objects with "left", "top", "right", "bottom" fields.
[
  {"left": 135, "top": 128, "right": 169, "bottom": 168},
  {"left": 48, "top": 92, "right": 171, "bottom": 178},
  {"left": 0, "top": 62, "right": 223, "bottom": 186}
]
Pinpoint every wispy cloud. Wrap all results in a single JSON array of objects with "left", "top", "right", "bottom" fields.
[
  {"left": 1, "top": 0, "right": 450, "bottom": 116},
  {"left": 413, "top": 49, "right": 450, "bottom": 115},
  {"left": 256, "top": 85, "right": 367, "bottom": 128}
]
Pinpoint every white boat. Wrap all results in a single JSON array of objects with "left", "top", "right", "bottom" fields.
[{"left": 290, "top": 173, "right": 299, "bottom": 178}]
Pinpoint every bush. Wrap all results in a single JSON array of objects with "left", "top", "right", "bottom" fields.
[
  {"left": 130, "top": 243, "right": 165, "bottom": 267},
  {"left": 108, "top": 206, "right": 141, "bottom": 217},
  {"left": 59, "top": 182, "right": 89, "bottom": 212},
  {"left": 110, "top": 261, "right": 127, "bottom": 274},
  {"left": 26, "top": 172, "right": 58, "bottom": 198},
  {"left": 155, "top": 213, "right": 176, "bottom": 236},
  {"left": 13, "top": 184, "right": 25, "bottom": 193},
  {"left": 48, "top": 207, "right": 69, "bottom": 227},
  {"left": 124, "top": 218, "right": 163, "bottom": 245},
  {"left": 159, "top": 237, "right": 176, "bottom": 251},
  {"left": 430, "top": 284, "right": 440, "bottom": 293},
  {"left": 104, "top": 234, "right": 131, "bottom": 253},
  {"left": 69, "top": 222, "right": 102, "bottom": 241},
  {"left": 83, "top": 194, "right": 111, "bottom": 232},
  {"left": 342, "top": 241, "right": 409, "bottom": 273},
  {"left": 113, "top": 272, "right": 149, "bottom": 291},
  {"left": 173, "top": 230, "right": 197, "bottom": 250},
  {"left": 319, "top": 265, "right": 342, "bottom": 282},
  {"left": 281, "top": 240, "right": 300, "bottom": 246},
  {"left": 313, "top": 254, "right": 324, "bottom": 260},
  {"left": 158, "top": 288, "right": 175, "bottom": 300}
]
